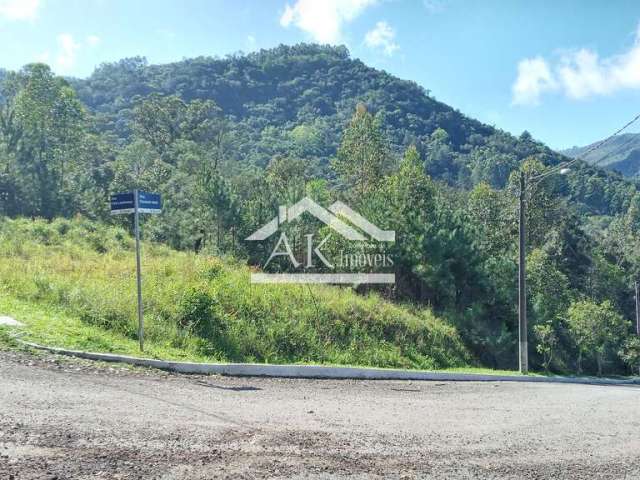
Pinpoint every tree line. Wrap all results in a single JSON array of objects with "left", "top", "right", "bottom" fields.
[{"left": 1, "top": 56, "right": 640, "bottom": 375}]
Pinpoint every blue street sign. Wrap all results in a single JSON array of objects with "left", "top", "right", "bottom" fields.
[
  {"left": 110, "top": 191, "right": 162, "bottom": 215},
  {"left": 110, "top": 192, "right": 135, "bottom": 215},
  {"left": 137, "top": 191, "right": 162, "bottom": 214}
]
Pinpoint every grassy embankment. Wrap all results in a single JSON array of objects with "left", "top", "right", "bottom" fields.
[{"left": 0, "top": 217, "right": 483, "bottom": 371}]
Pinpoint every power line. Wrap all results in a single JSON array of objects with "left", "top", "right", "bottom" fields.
[
  {"left": 516, "top": 112, "right": 640, "bottom": 377},
  {"left": 586, "top": 132, "right": 640, "bottom": 168},
  {"left": 564, "top": 122, "right": 640, "bottom": 192},
  {"left": 530, "top": 111, "right": 640, "bottom": 185},
  {"left": 576, "top": 133, "right": 640, "bottom": 189}
]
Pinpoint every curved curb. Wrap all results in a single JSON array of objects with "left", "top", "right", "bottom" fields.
[
  {"left": 20, "top": 340, "right": 640, "bottom": 385},
  {"left": 0, "top": 316, "right": 23, "bottom": 327}
]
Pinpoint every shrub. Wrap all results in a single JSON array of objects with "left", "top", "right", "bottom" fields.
[
  {"left": 567, "top": 300, "right": 630, "bottom": 376},
  {"left": 619, "top": 337, "right": 640, "bottom": 375}
]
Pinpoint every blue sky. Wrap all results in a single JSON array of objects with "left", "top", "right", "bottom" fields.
[{"left": 2, "top": 0, "right": 640, "bottom": 149}]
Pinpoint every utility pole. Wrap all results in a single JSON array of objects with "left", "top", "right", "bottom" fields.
[
  {"left": 635, "top": 280, "right": 640, "bottom": 376},
  {"left": 133, "top": 189, "right": 144, "bottom": 352},
  {"left": 635, "top": 280, "right": 640, "bottom": 337},
  {"left": 510, "top": 112, "right": 640, "bottom": 374},
  {"left": 518, "top": 171, "right": 528, "bottom": 375}
]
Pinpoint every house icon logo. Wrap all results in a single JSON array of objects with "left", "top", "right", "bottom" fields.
[{"left": 246, "top": 197, "right": 395, "bottom": 284}]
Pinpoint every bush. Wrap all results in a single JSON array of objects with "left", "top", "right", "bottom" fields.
[
  {"left": 619, "top": 337, "right": 640, "bottom": 375},
  {"left": 566, "top": 300, "right": 630, "bottom": 376}
]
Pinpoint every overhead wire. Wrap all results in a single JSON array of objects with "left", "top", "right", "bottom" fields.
[{"left": 529, "top": 112, "right": 640, "bottom": 189}]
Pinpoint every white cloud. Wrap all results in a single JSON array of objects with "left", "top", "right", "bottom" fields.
[
  {"left": 246, "top": 34, "right": 256, "bottom": 51},
  {"left": 55, "top": 33, "right": 80, "bottom": 73},
  {"left": 512, "top": 56, "right": 556, "bottom": 106},
  {"left": 512, "top": 23, "right": 640, "bottom": 105},
  {"left": 422, "top": 0, "right": 444, "bottom": 14},
  {"left": 33, "top": 34, "right": 101, "bottom": 74},
  {"left": 280, "top": 0, "right": 377, "bottom": 44},
  {"left": 0, "top": 0, "right": 40, "bottom": 21},
  {"left": 86, "top": 35, "right": 100, "bottom": 47},
  {"left": 364, "top": 21, "right": 399, "bottom": 56}
]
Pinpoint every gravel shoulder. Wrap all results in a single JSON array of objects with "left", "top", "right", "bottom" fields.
[{"left": 1, "top": 348, "right": 639, "bottom": 479}]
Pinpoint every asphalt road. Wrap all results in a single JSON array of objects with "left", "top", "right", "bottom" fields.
[{"left": 1, "top": 349, "right": 640, "bottom": 479}]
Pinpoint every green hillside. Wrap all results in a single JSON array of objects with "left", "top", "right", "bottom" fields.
[
  {"left": 1, "top": 44, "right": 640, "bottom": 375},
  {"left": 0, "top": 217, "right": 470, "bottom": 369},
  {"left": 563, "top": 133, "right": 640, "bottom": 177},
  {"left": 70, "top": 45, "right": 498, "bottom": 158},
  {"left": 67, "top": 44, "right": 639, "bottom": 216}
]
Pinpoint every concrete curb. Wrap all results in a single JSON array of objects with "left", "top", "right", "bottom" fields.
[
  {"left": 0, "top": 316, "right": 23, "bottom": 327},
  {"left": 19, "top": 340, "right": 640, "bottom": 385}
]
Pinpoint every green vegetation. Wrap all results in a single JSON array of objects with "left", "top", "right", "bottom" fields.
[
  {"left": 1, "top": 44, "right": 640, "bottom": 376},
  {"left": 0, "top": 324, "right": 19, "bottom": 350},
  {"left": 0, "top": 217, "right": 470, "bottom": 369},
  {"left": 566, "top": 300, "right": 630, "bottom": 376}
]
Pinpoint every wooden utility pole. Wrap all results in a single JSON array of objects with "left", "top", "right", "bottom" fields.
[
  {"left": 518, "top": 171, "right": 528, "bottom": 375},
  {"left": 635, "top": 280, "right": 640, "bottom": 337}
]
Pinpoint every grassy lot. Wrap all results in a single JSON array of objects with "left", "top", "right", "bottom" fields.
[
  {"left": 0, "top": 295, "right": 529, "bottom": 376},
  {"left": 0, "top": 217, "right": 477, "bottom": 371},
  {"left": 0, "top": 294, "right": 210, "bottom": 361}
]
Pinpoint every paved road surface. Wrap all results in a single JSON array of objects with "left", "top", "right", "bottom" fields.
[{"left": 1, "top": 349, "right": 639, "bottom": 479}]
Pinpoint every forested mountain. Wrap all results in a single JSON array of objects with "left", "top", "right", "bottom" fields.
[
  {"left": 2, "top": 43, "right": 640, "bottom": 375},
  {"left": 70, "top": 45, "right": 497, "bottom": 159},
  {"left": 67, "top": 44, "right": 638, "bottom": 216},
  {"left": 563, "top": 133, "right": 640, "bottom": 177}
]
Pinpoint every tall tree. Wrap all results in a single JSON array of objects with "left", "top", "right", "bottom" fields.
[
  {"left": 1, "top": 64, "right": 85, "bottom": 218},
  {"left": 332, "top": 103, "right": 388, "bottom": 197}
]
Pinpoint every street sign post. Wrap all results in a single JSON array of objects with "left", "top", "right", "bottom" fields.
[{"left": 111, "top": 190, "right": 162, "bottom": 351}]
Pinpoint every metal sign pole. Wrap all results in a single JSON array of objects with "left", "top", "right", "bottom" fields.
[
  {"left": 111, "top": 189, "right": 161, "bottom": 352},
  {"left": 133, "top": 189, "right": 144, "bottom": 352}
]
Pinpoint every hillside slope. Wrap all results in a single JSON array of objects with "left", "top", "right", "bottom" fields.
[
  {"left": 563, "top": 133, "right": 640, "bottom": 177},
  {"left": 70, "top": 46, "right": 560, "bottom": 170},
  {"left": 68, "top": 44, "right": 638, "bottom": 215},
  {"left": 71, "top": 45, "right": 494, "bottom": 154},
  {"left": 0, "top": 217, "right": 470, "bottom": 369}
]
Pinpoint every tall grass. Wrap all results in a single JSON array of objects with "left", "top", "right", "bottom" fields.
[{"left": 0, "top": 217, "right": 470, "bottom": 369}]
